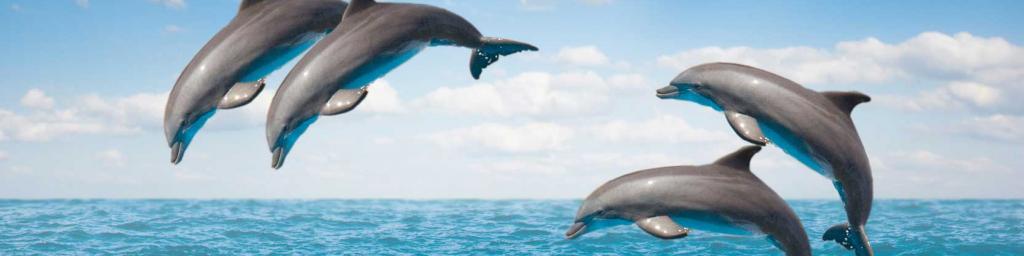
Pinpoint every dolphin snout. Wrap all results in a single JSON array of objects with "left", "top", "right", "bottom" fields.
[
  {"left": 271, "top": 147, "right": 287, "bottom": 170},
  {"left": 565, "top": 222, "right": 586, "bottom": 239},
  {"left": 656, "top": 85, "right": 680, "bottom": 99},
  {"left": 170, "top": 141, "right": 185, "bottom": 164}
]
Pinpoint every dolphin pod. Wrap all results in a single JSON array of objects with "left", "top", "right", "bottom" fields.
[
  {"left": 163, "top": 2, "right": 879, "bottom": 255},
  {"left": 264, "top": 0, "right": 537, "bottom": 169},
  {"left": 164, "top": 0, "right": 347, "bottom": 164},
  {"left": 566, "top": 146, "right": 811, "bottom": 256},
  {"left": 657, "top": 62, "right": 874, "bottom": 255}
]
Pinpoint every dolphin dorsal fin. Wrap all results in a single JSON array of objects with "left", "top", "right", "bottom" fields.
[
  {"left": 821, "top": 91, "right": 871, "bottom": 116},
  {"left": 712, "top": 146, "right": 762, "bottom": 171},
  {"left": 344, "top": 0, "right": 377, "bottom": 18},
  {"left": 239, "top": 0, "right": 268, "bottom": 11}
]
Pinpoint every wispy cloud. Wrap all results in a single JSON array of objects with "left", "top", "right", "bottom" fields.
[
  {"left": 555, "top": 46, "right": 609, "bottom": 66},
  {"left": 955, "top": 114, "right": 1024, "bottom": 143},
  {"left": 74, "top": 0, "right": 89, "bottom": 9},
  {"left": 163, "top": 25, "right": 183, "bottom": 33},
  {"left": 428, "top": 122, "right": 574, "bottom": 153},
  {"left": 590, "top": 115, "right": 730, "bottom": 144},
  {"left": 0, "top": 89, "right": 165, "bottom": 142},
  {"left": 414, "top": 71, "right": 611, "bottom": 117},
  {"left": 96, "top": 149, "right": 126, "bottom": 167},
  {"left": 20, "top": 89, "right": 55, "bottom": 110},
  {"left": 657, "top": 32, "right": 1023, "bottom": 87},
  {"left": 150, "top": 0, "right": 186, "bottom": 10}
]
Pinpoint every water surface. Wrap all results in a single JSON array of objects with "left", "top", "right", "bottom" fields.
[{"left": 1, "top": 200, "right": 1021, "bottom": 255}]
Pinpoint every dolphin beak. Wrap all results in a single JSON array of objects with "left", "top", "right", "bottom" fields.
[
  {"left": 656, "top": 85, "right": 680, "bottom": 99},
  {"left": 170, "top": 141, "right": 185, "bottom": 164},
  {"left": 565, "top": 222, "right": 587, "bottom": 239},
  {"left": 271, "top": 147, "right": 287, "bottom": 170}
]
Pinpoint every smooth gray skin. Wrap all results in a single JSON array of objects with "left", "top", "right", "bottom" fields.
[
  {"left": 164, "top": 0, "right": 346, "bottom": 164},
  {"left": 567, "top": 146, "right": 811, "bottom": 256},
  {"left": 657, "top": 62, "right": 873, "bottom": 255},
  {"left": 266, "top": 0, "right": 537, "bottom": 169}
]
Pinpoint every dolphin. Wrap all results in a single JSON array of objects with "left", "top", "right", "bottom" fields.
[
  {"left": 265, "top": 0, "right": 538, "bottom": 169},
  {"left": 163, "top": 0, "right": 347, "bottom": 164},
  {"left": 656, "top": 62, "right": 874, "bottom": 255},
  {"left": 566, "top": 146, "right": 811, "bottom": 256}
]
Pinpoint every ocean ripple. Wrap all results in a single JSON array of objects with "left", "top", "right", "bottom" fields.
[{"left": 0, "top": 200, "right": 1021, "bottom": 255}]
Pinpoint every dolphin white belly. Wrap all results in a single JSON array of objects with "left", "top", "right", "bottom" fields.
[
  {"left": 240, "top": 32, "right": 327, "bottom": 82},
  {"left": 672, "top": 212, "right": 760, "bottom": 236},
  {"left": 341, "top": 41, "right": 427, "bottom": 90},
  {"left": 757, "top": 121, "right": 832, "bottom": 178}
]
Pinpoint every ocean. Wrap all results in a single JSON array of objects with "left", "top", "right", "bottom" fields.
[{"left": 1, "top": 200, "right": 1021, "bottom": 255}]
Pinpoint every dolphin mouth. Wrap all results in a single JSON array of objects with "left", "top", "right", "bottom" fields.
[
  {"left": 565, "top": 222, "right": 586, "bottom": 239},
  {"left": 170, "top": 141, "right": 185, "bottom": 164},
  {"left": 271, "top": 147, "right": 287, "bottom": 170},
  {"left": 656, "top": 85, "right": 680, "bottom": 99}
]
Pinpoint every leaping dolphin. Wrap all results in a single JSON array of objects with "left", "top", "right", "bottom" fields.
[
  {"left": 566, "top": 146, "right": 811, "bottom": 256},
  {"left": 656, "top": 62, "right": 874, "bottom": 255},
  {"left": 163, "top": 0, "right": 347, "bottom": 164},
  {"left": 265, "top": 0, "right": 538, "bottom": 169}
]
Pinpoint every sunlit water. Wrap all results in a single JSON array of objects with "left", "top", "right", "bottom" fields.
[{"left": 1, "top": 200, "right": 1021, "bottom": 255}]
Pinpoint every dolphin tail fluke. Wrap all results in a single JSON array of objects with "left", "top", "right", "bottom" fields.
[
  {"left": 823, "top": 223, "right": 874, "bottom": 256},
  {"left": 470, "top": 37, "right": 538, "bottom": 79}
]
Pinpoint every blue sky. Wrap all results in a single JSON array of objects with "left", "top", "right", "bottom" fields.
[{"left": 1, "top": 0, "right": 1022, "bottom": 199}]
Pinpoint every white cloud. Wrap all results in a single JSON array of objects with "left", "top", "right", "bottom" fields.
[
  {"left": 163, "top": 25, "right": 183, "bottom": 33},
  {"left": 74, "top": 0, "right": 89, "bottom": 8},
  {"left": 96, "top": 149, "right": 125, "bottom": 167},
  {"left": 887, "top": 150, "right": 1006, "bottom": 173},
  {"left": 606, "top": 73, "right": 648, "bottom": 89},
  {"left": 20, "top": 89, "right": 55, "bottom": 109},
  {"left": 415, "top": 71, "right": 610, "bottom": 116},
  {"left": 10, "top": 4, "right": 22, "bottom": 12},
  {"left": 657, "top": 32, "right": 1024, "bottom": 86},
  {"left": 590, "top": 115, "right": 730, "bottom": 143},
  {"left": 150, "top": 0, "right": 185, "bottom": 9},
  {"left": 0, "top": 151, "right": 7, "bottom": 161},
  {"left": 879, "top": 81, "right": 1004, "bottom": 111},
  {"left": 518, "top": 0, "right": 556, "bottom": 11},
  {"left": 0, "top": 89, "right": 166, "bottom": 142},
  {"left": 946, "top": 82, "right": 1002, "bottom": 108},
  {"left": 555, "top": 46, "right": 609, "bottom": 66},
  {"left": 361, "top": 79, "right": 404, "bottom": 113},
  {"left": 520, "top": 0, "right": 612, "bottom": 10},
  {"left": 956, "top": 114, "right": 1024, "bottom": 143},
  {"left": 428, "top": 122, "right": 574, "bottom": 153},
  {"left": 581, "top": 0, "right": 612, "bottom": 6}
]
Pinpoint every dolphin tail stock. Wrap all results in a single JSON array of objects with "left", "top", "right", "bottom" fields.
[
  {"left": 469, "top": 37, "right": 538, "bottom": 79},
  {"left": 823, "top": 223, "right": 874, "bottom": 256}
]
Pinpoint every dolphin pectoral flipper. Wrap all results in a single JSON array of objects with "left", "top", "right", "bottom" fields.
[
  {"left": 725, "top": 111, "right": 769, "bottom": 146},
  {"left": 470, "top": 37, "right": 539, "bottom": 79},
  {"left": 822, "top": 91, "right": 871, "bottom": 115},
  {"left": 218, "top": 79, "right": 266, "bottom": 109},
  {"left": 636, "top": 216, "right": 689, "bottom": 239},
  {"left": 320, "top": 87, "right": 369, "bottom": 116}
]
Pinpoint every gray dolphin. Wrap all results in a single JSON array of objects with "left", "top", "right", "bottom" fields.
[
  {"left": 265, "top": 0, "right": 538, "bottom": 169},
  {"left": 566, "top": 146, "right": 811, "bottom": 256},
  {"left": 656, "top": 62, "right": 873, "bottom": 255},
  {"left": 163, "top": 0, "right": 347, "bottom": 164}
]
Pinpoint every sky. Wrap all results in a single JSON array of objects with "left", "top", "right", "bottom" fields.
[{"left": 1, "top": 0, "right": 1022, "bottom": 199}]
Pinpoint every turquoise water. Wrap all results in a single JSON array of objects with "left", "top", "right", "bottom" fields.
[{"left": 1, "top": 200, "right": 1021, "bottom": 255}]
